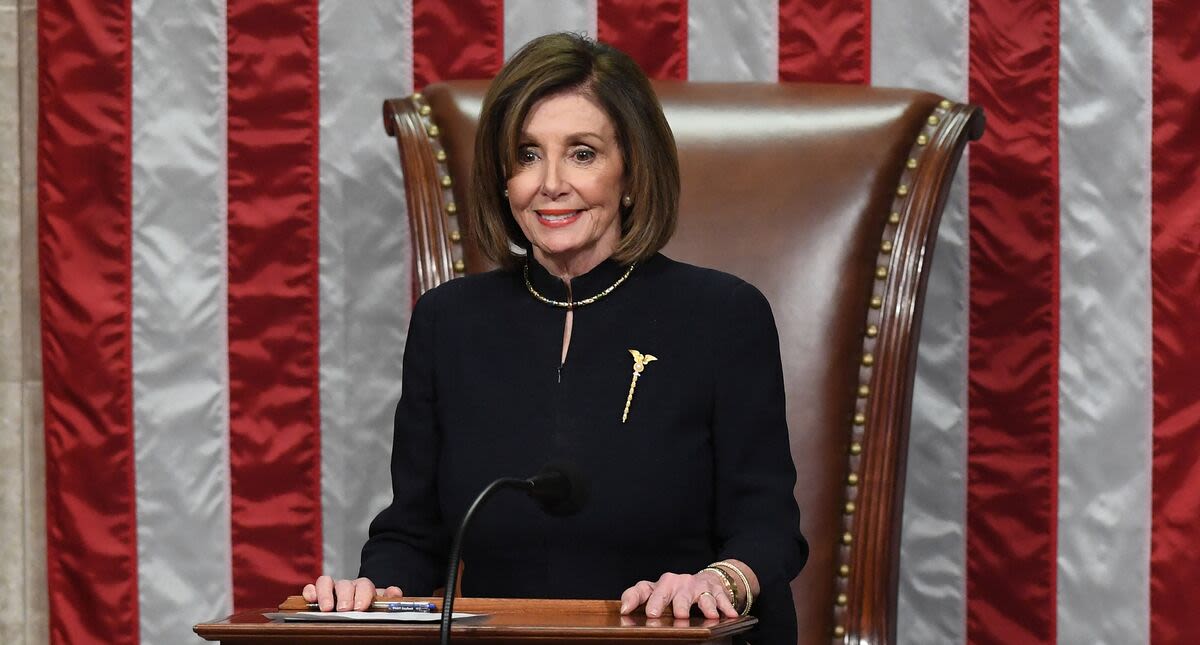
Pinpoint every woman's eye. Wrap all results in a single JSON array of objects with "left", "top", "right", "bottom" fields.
[
  {"left": 572, "top": 149, "right": 596, "bottom": 163},
  {"left": 517, "top": 149, "right": 538, "bottom": 165}
]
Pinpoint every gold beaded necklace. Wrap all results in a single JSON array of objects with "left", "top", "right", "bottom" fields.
[{"left": 523, "top": 261, "right": 636, "bottom": 309}]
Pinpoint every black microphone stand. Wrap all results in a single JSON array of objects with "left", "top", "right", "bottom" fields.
[{"left": 439, "top": 477, "right": 530, "bottom": 645}]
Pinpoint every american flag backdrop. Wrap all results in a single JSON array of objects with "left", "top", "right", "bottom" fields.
[{"left": 30, "top": 0, "right": 1199, "bottom": 643}]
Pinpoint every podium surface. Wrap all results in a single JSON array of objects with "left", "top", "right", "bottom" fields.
[{"left": 194, "top": 598, "right": 757, "bottom": 644}]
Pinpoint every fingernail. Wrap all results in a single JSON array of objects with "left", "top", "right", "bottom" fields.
[
  {"left": 647, "top": 609, "right": 659, "bottom": 617},
  {"left": 619, "top": 603, "right": 629, "bottom": 614}
]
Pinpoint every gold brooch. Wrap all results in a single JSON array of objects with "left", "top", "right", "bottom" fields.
[{"left": 622, "top": 349, "right": 657, "bottom": 423}]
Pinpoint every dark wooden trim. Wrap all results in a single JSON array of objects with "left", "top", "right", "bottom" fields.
[
  {"left": 197, "top": 597, "right": 754, "bottom": 644},
  {"left": 835, "top": 100, "right": 984, "bottom": 645},
  {"left": 383, "top": 95, "right": 458, "bottom": 295}
]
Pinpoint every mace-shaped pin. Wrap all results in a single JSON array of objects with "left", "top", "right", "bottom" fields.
[{"left": 622, "top": 349, "right": 657, "bottom": 423}]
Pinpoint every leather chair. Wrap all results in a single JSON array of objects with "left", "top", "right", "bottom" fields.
[{"left": 383, "top": 81, "right": 983, "bottom": 645}]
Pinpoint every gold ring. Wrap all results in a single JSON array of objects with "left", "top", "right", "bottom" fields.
[{"left": 698, "top": 591, "right": 715, "bottom": 601}]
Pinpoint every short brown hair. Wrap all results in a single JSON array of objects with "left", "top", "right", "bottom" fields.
[{"left": 469, "top": 32, "right": 679, "bottom": 269}]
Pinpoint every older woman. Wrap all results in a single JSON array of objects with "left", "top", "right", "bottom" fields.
[{"left": 304, "top": 32, "right": 807, "bottom": 643}]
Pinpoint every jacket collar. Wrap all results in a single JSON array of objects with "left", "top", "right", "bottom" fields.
[{"left": 524, "top": 253, "right": 630, "bottom": 305}]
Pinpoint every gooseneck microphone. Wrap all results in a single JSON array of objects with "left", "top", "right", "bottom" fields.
[{"left": 439, "top": 462, "right": 589, "bottom": 645}]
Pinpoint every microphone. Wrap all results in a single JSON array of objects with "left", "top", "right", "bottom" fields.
[
  {"left": 525, "top": 461, "right": 590, "bottom": 516},
  {"left": 439, "top": 462, "right": 589, "bottom": 645}
]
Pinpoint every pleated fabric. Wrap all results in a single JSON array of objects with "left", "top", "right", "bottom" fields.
[
  {"left": 688, "top": 0, "right": 777, "bottom": 82},
  {"left": 1057, "top": 2, "right": 1153, "bottom": 643},
  {"left": 1150, "top": 2, "right": 1200, "bottom": 643},
  {"left": 38, "top": 1, "right": 139, "bottom": 643},
  {"left": 31, "top": 2, "right": 1199, "bottom": 644},
  {"left": 967, "top": 2, "right": 1062, "bottom": 642},
  {"left": 316, "top": 0, "right": 413, "bottom": 584},
  {"left": 778, "top": 0, "right": 869, "bottom": 83},
  {"left": 598, "top": 0, "right": 688, "bottom": 80},
  {"left": 130, "top": 0, "right": 232, "bottom": 642}
]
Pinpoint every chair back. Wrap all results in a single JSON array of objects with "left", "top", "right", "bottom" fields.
[{"left": 383, "top": 80, "right": 983, "bottom": 645}]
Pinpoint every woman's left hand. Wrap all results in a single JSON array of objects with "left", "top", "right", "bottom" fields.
[{"left": 619, "top": 570, "right": 739, "bottom": 620}]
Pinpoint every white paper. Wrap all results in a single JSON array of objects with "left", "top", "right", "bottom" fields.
[{"left": 263, "top": 611, "right": 480, "bottom": 622}]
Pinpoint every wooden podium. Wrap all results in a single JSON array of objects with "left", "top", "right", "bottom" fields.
[{"left": 194, "top": 597, "right": 757, "bottom": 644}]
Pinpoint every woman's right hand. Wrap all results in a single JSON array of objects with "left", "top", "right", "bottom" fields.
[{"left": 301, "top": 575, "right": 403, "bottom": 611}]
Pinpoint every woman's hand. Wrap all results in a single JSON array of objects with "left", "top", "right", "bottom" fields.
[
  {"left": 301, "top": 575, "right": 403, "bottom": 611},
  {"left": 618, "top": 570, "right": 739, "bottom": 620}
]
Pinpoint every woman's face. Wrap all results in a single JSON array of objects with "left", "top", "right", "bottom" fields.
[{"left": 506, "top": 91, "right": 625, "bottom": 276}]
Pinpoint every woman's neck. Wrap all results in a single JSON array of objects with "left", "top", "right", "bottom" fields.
[{"left": 531, "top": 247, "right": 612, "bottom": 282}]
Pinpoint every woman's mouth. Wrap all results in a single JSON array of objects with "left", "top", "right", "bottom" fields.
[{"left": 535, "top": 209, "right": 583, "bottom": 227}]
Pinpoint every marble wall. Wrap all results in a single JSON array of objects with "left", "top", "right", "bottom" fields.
[{"left": 0, "top": 0, "right": 48, "bottom": 642}]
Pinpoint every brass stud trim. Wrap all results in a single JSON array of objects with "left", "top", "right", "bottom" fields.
[
  {"left": 940, "top": 99, "right": 953, "bottom": 109},
  {"left": 449, "top": 230, "right": 462, "bottom": 243},
  {"left": 440, "top": 175, "right": 453, "bottom": 188},
  {"left": 419, "top": 105, "right": 432, "bottom": 116},
  {"left": 453, "top": 259, "right": 466, "bottom": 273},
  {"left": 427, "top": 124, "right": 440, "bottom": 137},
  {"left": 446, "top": 202, "right": 458, "bottom": 214},
  {"left": 436, "top": 149, "right": 447, "bottom": 162},
  {"left": 829, "top": 117, "right": 935, "bottom": 631},
  {"left": 412, "top": 92, "right": 424, "bottom": 101}
]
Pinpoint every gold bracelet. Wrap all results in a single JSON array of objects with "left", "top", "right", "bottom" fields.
[
  {"left": 700, "top": 567, "right": 738, "bottom": 608},
  {"left": 712, "top": 561, "right": 754, "bottom": 616}
]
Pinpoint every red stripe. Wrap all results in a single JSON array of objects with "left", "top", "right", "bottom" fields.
[
  {"left": 412, "top": 0, "right": 504, "bottom": 90},
  {"left": 226, "top": 0, "right": 323, "bottom": 611},
  {"left": 1150, "top": 3, "right": 1200, "bottom": 643},
  {"left": 778, "top": 0, "right": 870, "bottom": 83},
  {"left": 966, "top": 2, "right": 1059, "bottom": 643},
  {"left": 597, "top": 0, "right": 687, "bottom": 81},
  {"left": 37, "top": 1, "right": 138, "bottom": 643}
]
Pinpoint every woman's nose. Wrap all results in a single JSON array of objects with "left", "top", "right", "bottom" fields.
[{"left": 540, "top": 162, "right": 569, "bottom": 198}]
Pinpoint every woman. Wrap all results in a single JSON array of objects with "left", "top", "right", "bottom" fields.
[{"left": 304, "top": 32, "right": 808, "bottom": 643}]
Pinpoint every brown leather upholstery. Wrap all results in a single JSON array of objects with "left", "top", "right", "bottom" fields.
[{"left": 384, "top": 81, "right": 983, "bottom": 645}]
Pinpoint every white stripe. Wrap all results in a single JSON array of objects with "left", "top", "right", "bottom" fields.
[
  {"left": 130, "top": 1, "right": 231, "bottom": 643},
  {"left": 0, "top": 4, "right": 30, "bottom": 639},
  {"left": 318, "top": 0, "right": 413, "bottom": 581},
  {"left": 871, "top": 1, "right": 970, "bottom": 643},
  {"left": 1057, "top": 1, "right": 1153, "bottom": 642},
  {"left": 687, "top": 0, "right": 777, "bottom": 82},
  {"left": 504, "top": 0, "right": 595, "bottom": 60}
]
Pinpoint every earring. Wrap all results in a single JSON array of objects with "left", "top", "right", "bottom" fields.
[
  {"left": 622, "top": 195, "right": 633, "bottom": 207},
  {"left": 503, "top": 189, "right": 509, "bottom": 198}
]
